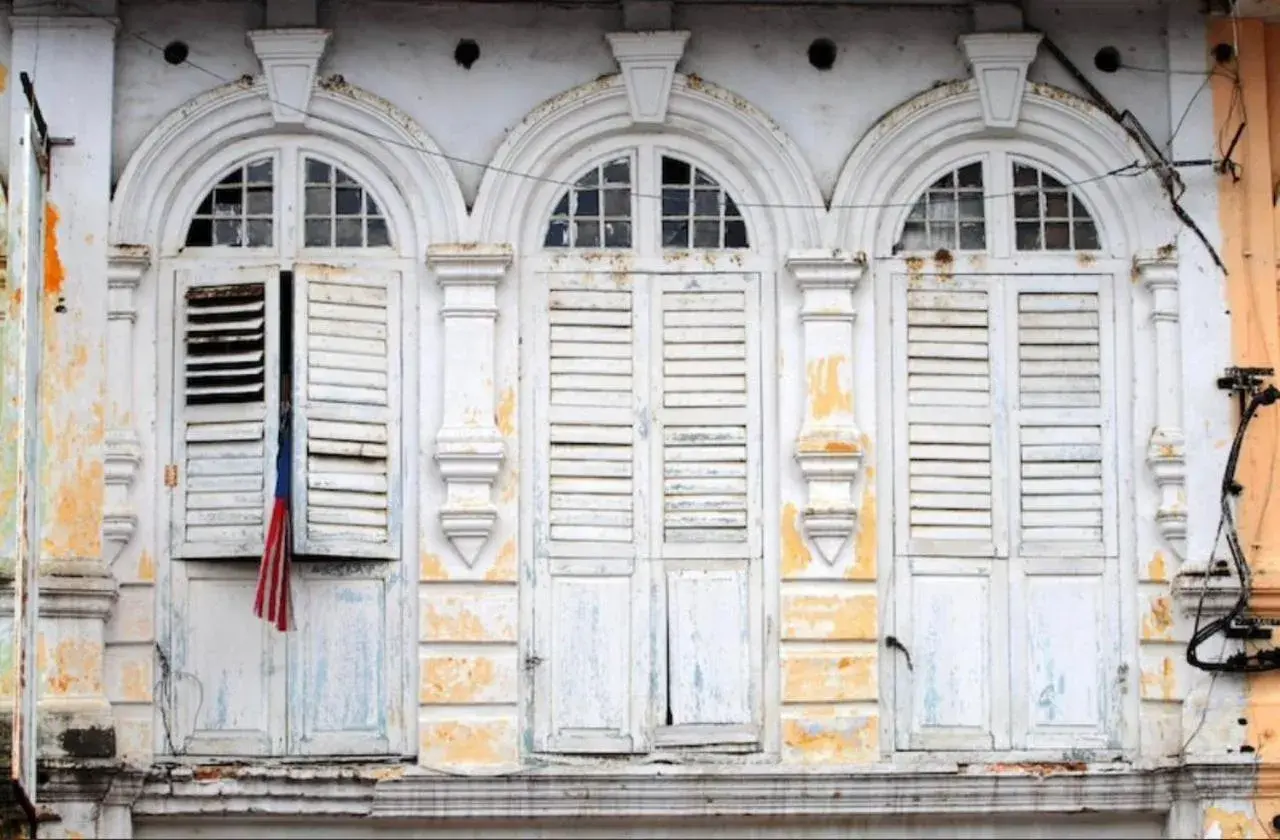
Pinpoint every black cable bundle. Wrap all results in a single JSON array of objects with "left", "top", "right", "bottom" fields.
[{"left": 1187, "top": 384, "right": 1280, "bottom": 673}]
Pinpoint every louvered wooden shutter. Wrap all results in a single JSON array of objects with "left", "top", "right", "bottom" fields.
[
  {"left": 534, "top": 272, "right": 649, "bottom": 754},
  {"left": 893, "top": 275, "right": 1007, "bottom": 751},
  {"left": 654, "top": 273, "right": 761, "bottom": 746},
  {"left": 1009, "top": 276, "right": 1118, "bottom": 749},
  {"left": 171, "top": 266, "right": 280, "bottom": 559},
  {"left": 292, "top": 264, "right": 401, "bottom": 559}
]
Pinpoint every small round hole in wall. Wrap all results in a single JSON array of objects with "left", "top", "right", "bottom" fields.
[
  {"left": 1272, "top": 815, "right": 1280, "bottom": 832},
  {"left": 1093, "top": 46, "right": 1121, "bottom": 73},
  {"left": 163, "top": 41, "right": 190, "bottom": 66},
  {"left": 455, "top": 39, "right": 480, "bottom": 70},
  {"left": 1213, "top": 42, "right": 1235, "bottom": 64},
  {"left": 808, "top": 38, "right": 837, "bottom": 71}
]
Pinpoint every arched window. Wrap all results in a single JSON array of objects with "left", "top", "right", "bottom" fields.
[
  {"left": 185, "top": 158, "right": 275, "bottom": 248},
  {"left": 899, "top": 162, "right": 985, "bottom": 252},
  {"left": 1011, "top": 161, "right": 1099, "bottom": 251}
]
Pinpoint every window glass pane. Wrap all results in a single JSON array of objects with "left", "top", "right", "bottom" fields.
[
  {"left": 897, "top": 162, "right": 986, "bottom": 252},
  {"left": 544, "top": 157, "right": 632, "bottom": 250},
  {"left": 659, "top": 156, "right": 750, "bottom": 250},
  {"left": 1010, "top": 160, "right": 1102, "bottom": 251},
  {"left": 186, "top": 158, "right": 276, "bottom": 248},
  {"left": 301, "top": 157, "right": 393, "bottom": 249}
]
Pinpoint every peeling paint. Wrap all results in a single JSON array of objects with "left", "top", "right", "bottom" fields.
[
  {"left": 419, "top": 718, "right": 516, "bottom": 767},
  {"left": 496, "top": 386, "right": 516, "bottom": 438},
  {"left": 782, "top": 593, "right": 877, "bottom": 641},
  {"left": 1140, "top": 657, "right": 1176, "bottom": 701},
  {"left": 782, "top": 651, "right": 876, "bottom": 702},
  {"left": 782, "top": 710, "right": 878, "bottom": 764},
  {"left": 849, "top": 460, "right": 877, "bottom": 581},
  {"left": 423, "top": 591, "right": 516, "bottom": 643},
  {"left": 806, "top": 355, "right": 853, "bottom": 421},
  {"left": 1140, "top": 595, "right": 1174, "bottom": 641},
  {"left": 44, "top": 203, "right": 64, "bottom": 297},
  {"left": 43, "top": 638, "right": 104, "bottom": 697},
  {"left": 1203, "top": 806, "right": 1255, "bottom": 839},
  {"left": 0, "top": 64, "right": 8, "bottom": 94},
  {"left": 136, "top": 550, "right": 155, "bottom": 583},
  {"left": 420, "top": 551, "right": 450, "bottom": 581},
  {"left": 781, "top": 503, "right": 812, "bottom": 578},
  {"left": 484, "top": 537, "right": 516, "bottom": 582},
  {"left": 420, "top": 654, "right": 515, "bottom": 704},
  {"left": 121, "top": 659, "right": 151, "bottom": 702},
  {"left": 1147, "top": 551, "right": 1168, "bottom": 582}
]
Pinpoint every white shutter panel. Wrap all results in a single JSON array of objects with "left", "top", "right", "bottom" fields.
[
  {"left": 653, "top": 274, "right": 761, "bottom": 747},
  {"left": 1008, "top": 277, "right": 1119, "bottom": 749},
  {"left": 893, "top": 275, "right": 1008, "bottom": 751},
  {"left": 171, "top": 266, "right": 280, "bottom": 559},
  {"left": 293, "top": 264, "right": 401, "bottom": 559},
  {"left": 533, "top": 272, "right": 649, "bottom": 754}
]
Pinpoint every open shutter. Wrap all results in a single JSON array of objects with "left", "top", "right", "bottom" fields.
[
  {"left": 171, "top": 266, "right": 280, "bottom": 559},
  {"left": 292, "top": 264, "right": 401, "bottom": 559},
  {"left": 652, "top": 273, "right": 762, "bottom": 747},
  {"left": 532, "top": 272, "right": 650, "bottom": 754},
  {"left": 893, "top": 275, "right": 1008, "bottom": 751},
  {"left": 1007, "top": 276, "right": 1118, "bottom": 749}
]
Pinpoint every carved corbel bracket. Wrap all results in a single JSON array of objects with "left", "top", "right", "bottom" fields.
[
  {"left": 605, "top": 30, "right": 691, "bottom": 125},
  {"left": 428, "top": 244, "right": 513, "bottom": 566},
  {"left": 787, "top": 249, "right": 867, "bottom": 565},
  {"left": 104, "top": 245, "right": 150, "bottom": 557},
  {"left": 1136, "top": 248, "right": 1187, "bottom": 562},
  {"left": 247, "top": 28, "right": 331, "bottom": 126},
  {"left": 958, "top": 31, "right": 1042, "bottom": 130}
]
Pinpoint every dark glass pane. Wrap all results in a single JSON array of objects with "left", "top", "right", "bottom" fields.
[
  {"left": 932, "top": 171, "right": 954, "bottom": 189},
  {"left": 1072, "top": 195, "right": 1091, "bottom": 219},
  {"left": 906, "top": 200, "right": 927, "bottom": 222},
  {"left": 694, "top": 189, "right": 720, "bottom": 216},
  {"left": 927, "top": 196, "right": 955, "bottom": 221},
  {"left": 603, "top": 189, "right": 630, "bottom": 216},
  {"left": 196, "top": 194, "right": 213, "bottom": 215},
  {"left": 1013, "top": 164, "right": 1038, "bottom": 188},
  {"left": 1075, "top": 221, "right": 1100, "bottom": 250},
  {"left": 662, "top": 219, "right": 688, "bottom": 247},
  {"left": 552, "top": 193, "right": 570, "bottom": 216},
  {"left": 958, "top": 194, "right": 984, "bottom": 221},
  {"left": 1044, "top": 191, "right": 1069, "bottom": 219},
  {"left": 900, "top": 222, "right": 928, "bottom": 251},
  {"left": 335, "top": 167, "right": 357, "bottom": 186},
  {"left": 335, "top": 219, "right": 362, "bottom": 247},
  {"left": 246, "top": 187, "right": 272, "bottom": 215},
  {"left": 246, "top": 219, "right": 272, "bottom": 248},
  {"left": 305, "top": 219, "right": 330, "bottom": 248},
  {"left": 368, "top": 218, "right": 391, "bottom": 247},
  {"left": 959, "top": 221, "right": 985, "bottom": 250},
  {"left": 186, "top": 218, "right": 212, "bottom": 247},
  {"left": 603, "top": 158, "right": 630, "bottom": 185},
  {"left": 305, "top": 187, "right": 331, "bottom": 216},
  {"left": 1015, "top": 221, "right": 1041, "bottom": 250},
  {"left": 724, "top": 195, "right": 741, "bottom": 217},
  {"left": 662, "top": 188, "right": 689, "bottom": 216},
  {"left": 957, "top": 163, "right": 983, "bottom": 188},
  {"left": 306, "top": 158, "right": 332, "bottom": 183},
  {"left": 366, "top": 195, "right": 381, "bottom": 216},
  {"left": 246, "top": 159, "right": 273, "bottom": 184},
  {"left": 930, "top": 223, "right": 956, "bottom": 250},
  {"left": 574, "top": 189, "right": 599, "bottom": 216},
  {"left": 214, "top": 219, "right": 242, "bottom": 246},
  {"left": 219, "top": 167, "right": 244, "bottom": 186},
  {"left": 694, "top": 169, "right": 716, "bottom": 187},
  {"left": 1014, "top": 192, "right": 1039, "bottom": 219},
  {"left": 693, "top": 220, "right": 720, "bottom": 248},
  {"left": 1044, "top": 222, "right": 1070, "bottom": 249},
  {"left": 574, "top": 220, "right": 600, "bottom": 247},
  {"left": 544, "top": 219, "right": 569, "bottom": 247},
  {"left": 575, "top": 167, "right": 599, "bottom": 188},
  {"left": 213, "top": 188, "right": 242, "bottom": 216},
  {"left": 724, "top": 219, "right": 748, "bottom": 248},
  {"left": 604, "top": 220, "right": 631, "bottom": 248},
  {"left": 335, "top": 188, "right": 362, "bottom": 216},
  {"left": 1041, "top": 171, "right": 1066, "bottom": 190},
  {"left": 662, "top": 157, "right": 692, "bottom": 185}
]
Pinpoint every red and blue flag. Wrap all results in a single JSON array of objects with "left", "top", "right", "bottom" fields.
[{"left": 254, "top": 411, "right": 294, "bottom": 632}]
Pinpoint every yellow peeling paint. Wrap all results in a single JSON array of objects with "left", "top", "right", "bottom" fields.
[
  {"left": 43, "top": 458, "right": 105, "bottom": 559},
  {"left": 423, "top": 593, "right": 516, "bottom": 643},
  {"left": 137, "top": 550, "right": 155, "bottom": 583},
  {"left": 782, "top": 652, "right": 876, "bottom": 703},
  {"left": 1140, "top": 657, "right": 1176, "bottom": 701},
  {"left": 0, "top": 65, "right": 9, "bottom": 94},
  {"left": 121, "top": 659, "right": 151, "bottom": 702},
  {"left": 500, "top": 467, "right": 518, "bottom": 503},
  {"left": 782, "top": 709, "right": 878, "bottom": 764},
  {"left": 781, "top": 503, "right": 812, "bottom": 578},
  {"left": 782, "top": 593, "right": 877, "bottom": 641},
  {"left": 44, "top": 638, "right": 103, "bottom": 696},
  {"left": 848, "top": 468, "right": 877, "bottom": 581},
  {"left": 420, "top": 551, "right": 450, "bottom": 581},
  {"left": 496, "top": 387, "right": 516, "bottom": 437},
  {"left": 1146, "top": 551, "right": 1168, "bottom": 583},
  {"left": 419, "top": 719, "right": 516, "bottom": 767},
  {"left": 1140, "top": 595, "right": 1174, "bottom": 641},
  {"left": 484, "top": 537, "right": 516, "bottom": 582},
  {"left": 806, "top": 356, "right": 853, "bottom": 421},
  {"left": 1203, "top": 806, "right": 1255, "bottom": 839},
  {"left": 420, "top": 654, "right": 514, "bottom": 704}
]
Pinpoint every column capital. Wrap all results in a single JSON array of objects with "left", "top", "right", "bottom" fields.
[
  {"left": 428, "top": 243, "right": 513, "bottom": 284},
  {"left": 786, "top": 249, "right": 866, "bottom": 289}
]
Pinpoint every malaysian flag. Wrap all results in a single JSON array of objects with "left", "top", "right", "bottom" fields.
[{"left": 254, "top": 409, "right": 294, "bottom": 632}]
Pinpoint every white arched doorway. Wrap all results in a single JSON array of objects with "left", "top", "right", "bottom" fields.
[
  {"left": 110, "top": 80, "right": 466, "bottom": 759},
  {"left": 473, "top": 72, "right": 823, "bottom": 756},
  {"left": 829, "top": 79, "right": 1179, "bottom": 760}
]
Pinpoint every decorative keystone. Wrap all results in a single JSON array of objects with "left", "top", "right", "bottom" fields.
[
  {"left": 606, "top": 31, "right": 691, "bottom": 125},
  {"left": 247, "top": 29, "right": 332, "bottom": 126},
  {"left": 428, "top": 244, "right": 513, "bottom": 566},
  {"left": 958, "top": 32, "right": 1042, "bottom": 130}
]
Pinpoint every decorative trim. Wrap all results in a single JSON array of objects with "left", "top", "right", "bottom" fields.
[
  {"left": 787, "top": 250, "right": 866, "bottom": 564},
  {"left": 104, "top": 246, "right": 150, "bottom": 556},
  {"left": 1136, "top": 249, "right": 1187, "bottom": 562},
  {"left": 605, "top": 31, "right": 691, "bottom": 125},
  {"left": 957, "top": 32, "right": 1042, "bottom": 130},
  {"left": 1173, "top": 567, "right": 1243, "bottom": 618},
  {"left": 428, "top": 244, "right": 513, "bottom": 565},
  {"left": 246, "top": 29, "right": 331, "bottom": 127}
]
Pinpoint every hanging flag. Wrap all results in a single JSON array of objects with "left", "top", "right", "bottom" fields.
[{"left": 254, "top": 410, "right": 293, "bottom": 632}]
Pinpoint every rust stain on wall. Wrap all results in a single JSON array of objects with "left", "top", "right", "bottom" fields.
[
  {"left": 781, "top": 593, "right": 877, "bottom": 641},
  {"left": 44, "top": 203, "right": 64, "bottom": 297},
  {"left": 419, "top": 719, "right": 515, "bottom": 766},
  {"left": 782, "top": 710, "right": 878, "bottom": 764},
  {"left": 420, "top": 551, "right": 450, "bottom": 581},
  {"left": 484, "top": 537, "right": 516, "bottom": 582},
  {"left": 496, "top": 387, "right": 516, "bottom": 437},
  {"left": 1140, "top": 595, "right": 1174, "bottom": 641},
  {"left": 781, "top": 503, "right": 812, "bottom": 578},
  {"left": 807, "top": 356, "right": 853, "bottom": 421}
]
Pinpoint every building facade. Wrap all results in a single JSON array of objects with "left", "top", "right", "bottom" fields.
[{"left": 0, "top": 0, "right": 1270, "bottom": 835}]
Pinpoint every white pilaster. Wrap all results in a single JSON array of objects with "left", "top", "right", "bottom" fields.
[
  {"left": 103, "top": 246, "right": 149, "bottom": 559},
  {"left": 428, "top": 245, "right": 513, "bottom": 565}
]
